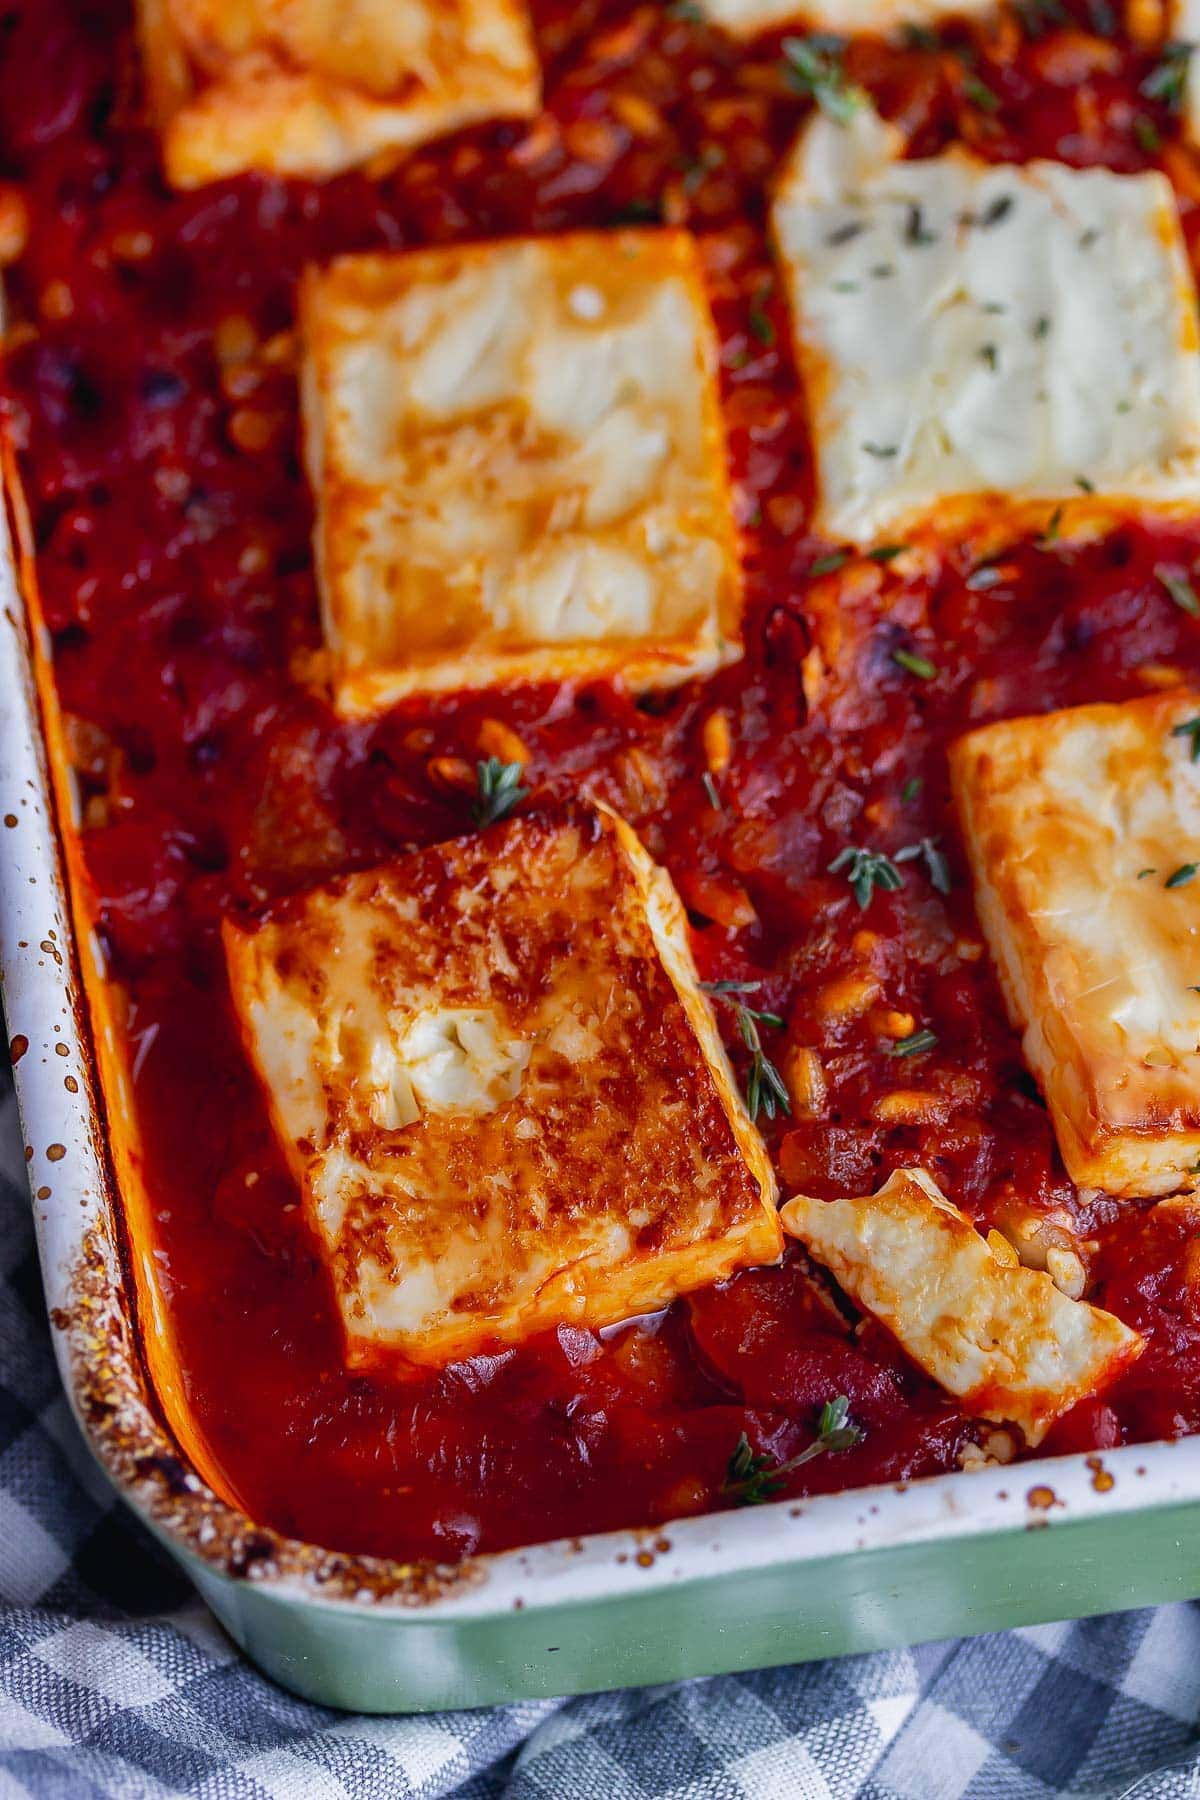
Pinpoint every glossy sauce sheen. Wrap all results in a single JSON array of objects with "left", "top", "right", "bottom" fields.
[{"left": 7, "top": 0, "right": 1200, "bottom": 1561}]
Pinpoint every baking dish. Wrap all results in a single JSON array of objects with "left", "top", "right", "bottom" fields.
[{"left": 3, "top": 496, "right": 1200, "bottom": 1715}]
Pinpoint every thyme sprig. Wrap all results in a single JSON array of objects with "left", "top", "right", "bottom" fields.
[
  {"left": 828, "top": 844, "right": 904, "bottom": 909},
  {"left": 830, "top": 837, "right": 951, "bottom": 908},
  {"left": 723, "top": 1397, "right": 862, "bottom": 1505},
  {"left": 472, "top": 758, "right": 529, "bottom": 828},
  {"left": 701, "top": 982, "right": 790, "bottom": 1122},
  {"left": 739, "top": 1007, "right": 791, "bottom": 1121}
]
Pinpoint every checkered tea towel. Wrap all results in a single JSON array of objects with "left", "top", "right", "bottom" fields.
[{"left": 0, "top": 1076, "right": 1198, "bottom": 1799}]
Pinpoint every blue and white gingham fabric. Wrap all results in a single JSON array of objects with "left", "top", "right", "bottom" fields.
[{"left": 1, "top": 1075, "right": 1199, "bottom": 1798}]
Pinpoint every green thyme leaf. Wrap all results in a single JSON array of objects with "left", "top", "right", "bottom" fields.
[
  {"left": 887, "top": 1028, "right": 939, "bottom": 1057},
  {"left": 1134, "top": 113, "right": 1163, "bottom": 153},
  {"left": 722, "top": 1432, "right": 776, "bottom": 1503},
  {"left": 892, "top": 647, "right": 939, "bottom": 680},
  {"left": 900, "top": 776, "right": 923, "bottom": 804},
  {"left": 735, "top": 1001, "right": 786, "bottom": 1036},
  {"left": 811, "top": 551, "right": 850, "bottom": 576},
  {"left": 1039, "top": 505, "right": 1065, "bottom": 547},
  {"left": 701, "top": 771, "right": 722, "bottom": 810},
  {"left": 895, "top": 834, "right": 952, "bottom": 894},
  {"left": 781, "top": 35, "right": 867, "bottom": 123},
  {"left": 1156, "top": 564, "right": 1200, "bottom": 617},
  {"left": 867, "top": 543, "right": 910, "bottom": 563},
  {"left": 1172, "top": 715, "right": 1200, "bottom": 761},
  {"left": 1166, "top": 863, "right": 1199, "bottom": 889},
  {"left": 828, "top": 844, "right": 905, "bottom": 909},
  {"left": 748, "top": 282, "right": 776, "bottom": 344},
  {"left": 1141, "top": 41, "right": 1193, "bottom": 114},
  {"left": 472, "top": 758, "right": 529, "bottom": 828},
  {"left": 744, "top": 1046, "right": 791, "bottom": 1122},
  {"left": 816, "top": 1393, "right": 862, "bottom": 1450},
  {"left": 962, "top": 74, "right": 1001, "bottom": 113}
]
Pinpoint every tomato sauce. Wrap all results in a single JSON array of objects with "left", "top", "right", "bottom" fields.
[{"left": 7, "top": 0, "right": 1200, "bottom": 1560}]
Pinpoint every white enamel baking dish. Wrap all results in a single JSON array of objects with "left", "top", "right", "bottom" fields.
[{"left": 2, "top": 490, "right": 1200, "bottom": 1714}]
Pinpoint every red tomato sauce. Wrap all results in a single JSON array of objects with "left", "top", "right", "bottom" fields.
[{"left": 6, "top": 0, "right": 1200, "bottom": 1560}]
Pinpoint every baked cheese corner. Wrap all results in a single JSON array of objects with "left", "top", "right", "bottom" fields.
[
  {"left": 696, "top": 0, "right": 994, "bottom": 39},
  {"left": 135, "top": 0, "right": 541, "bottom": 188},
  {"left": 951, "top": 691, "right": 1200, "bottom": 1199},
  {"left": 223, "top": 805, "right": 781, "bottom": 1370},
  {"left": 299, "top": 230, "right": 743, "bottom": 716},
  {"left": 771, "top": 106, "right": 1200, "bottom": 546},
  {"left": 781, "top": 1169, "right": 1142, "bottom": 1444}
]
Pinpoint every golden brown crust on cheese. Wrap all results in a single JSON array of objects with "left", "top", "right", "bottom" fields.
[
  {"left": 136, "top": 0, "right": 541, "bottom": 188},
  {"left": 222, "top": 804, "right": 781, "bottom": 1369},
  {"left": 951, "top": 691, "right": 1200, "bottom": 1198},
  {"left": 781, "top": 1168, "right": 1143, "bottom": 1445},
  {"left": 298, "top": 230, "right": 744, "bottom": 715}
]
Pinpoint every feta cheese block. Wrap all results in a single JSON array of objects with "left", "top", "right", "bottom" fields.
[
  {"left": 222, "top": 805, "right": 781, "bottom": 1370},
  {"left": 135, "top": 0, "right": 541, "bottom": 188},
  {"left": 696, "top": 0, "right": 994, "bottom": 37},
  {"left": 781, "top": 1169, "right": 1143, "bottom": 1444},
  {"left": 298, "top": 231, "right": 744, "bottom": 716},
  {"left": 771, "top": 106, "right": 1200, "bottom": 545},
  {"left": 951, "top": 691, "right": 1200, "bottom": 1198}
]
